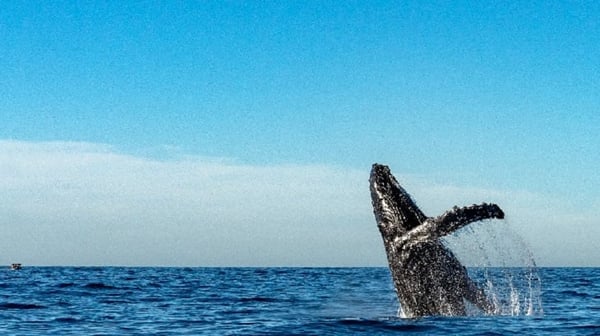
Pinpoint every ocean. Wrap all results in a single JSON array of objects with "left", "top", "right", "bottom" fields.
[{"left": 0, "top": 267, "right": 598, "bottom": 335}]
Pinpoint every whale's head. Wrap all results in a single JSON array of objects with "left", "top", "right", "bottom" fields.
[{"left": 369, "top": 163, "right": 427, "bottom": 237}]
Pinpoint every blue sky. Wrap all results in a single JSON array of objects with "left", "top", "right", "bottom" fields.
[{"left": 1, "top": 2, "right": 598, "bottom": 266}]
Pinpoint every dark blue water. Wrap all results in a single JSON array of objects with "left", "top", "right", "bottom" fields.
[{"left": 0, "top": 267, "right": 598, "bottom": 335}]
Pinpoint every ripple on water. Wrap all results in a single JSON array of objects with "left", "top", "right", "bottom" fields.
[
  {"left": 0, "top": 267, "right": 598, "bottom": 335},
  {"left": 0, "top": 302, "right": 46, "bottom": 310}
]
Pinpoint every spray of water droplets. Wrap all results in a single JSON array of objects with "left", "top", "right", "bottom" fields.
[{"left": 442, "top": 219, "right": 544, "bottom": 316}]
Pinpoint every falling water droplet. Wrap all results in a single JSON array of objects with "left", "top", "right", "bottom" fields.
[{"left": 442, "top": 219, "right": 543, "bottom": 316}]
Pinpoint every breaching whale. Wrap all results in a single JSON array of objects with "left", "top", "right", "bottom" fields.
[{"left": 369, "top": 163, "right": 505, "bottom": 317}]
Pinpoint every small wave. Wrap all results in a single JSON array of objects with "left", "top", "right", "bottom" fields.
[
  {"left": 100, "top": 299, "right": 130, "bottom": 304},
  {"left": 252, "top": 268, "right": 269, "bottom": 276},
  {"left": 238, "top": 296, "right": 278, "bottom": 303},
  {"left": 574, "top": 324, "right": 600, "bottom": 331},
  {"left": 559, "top": 290, "right": 589, "bottom": 298},
  {"left": 57, "top": 282, "right": 76, "bottom": 288},
  {"left": 83, "top": 282, "right": 118, "bottom": 290},
  {"left": 576, "top": 278, "right": 593, "bottom": 286},
  {"left": 337, "top": 318, "right": 438, "bottom": 332},
  {"left": 0, "top": 302, "right": 46, "bottom": 310},
  {"left": 138, "top": 296, "right": 163, "bottom": 303},
  {"left": 53, "top": 317, "right": 82, "bottom": 323},
  {"left": 221, "top": 308, "right": 259, "bottom": 315}
]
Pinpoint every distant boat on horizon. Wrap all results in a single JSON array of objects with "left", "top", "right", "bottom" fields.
[{"left": 10, "top": 263, "right": 22, "bottom": 270}]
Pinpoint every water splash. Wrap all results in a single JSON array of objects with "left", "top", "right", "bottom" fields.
[{"left": 442, "top": 220, "right": 543, "bottom": 316}]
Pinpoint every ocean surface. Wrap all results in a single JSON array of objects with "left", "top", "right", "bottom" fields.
[{"left": 0, "top": 267, "right": 598, "bottom": 335}]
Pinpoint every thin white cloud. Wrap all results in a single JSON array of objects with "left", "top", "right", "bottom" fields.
[
  {"left": 0, "top": 140, "right": 376, "bottom": 266},
  {"left": 1, "top": 140, "right": 597, "bottom": 266}
]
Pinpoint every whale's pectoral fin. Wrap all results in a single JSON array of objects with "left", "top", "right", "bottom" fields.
[
  {"left": 433, "top": 203, "right": 504, "bottom": 238},
  {"left": 396, "top": 203, "right": 504, "bottom": 248}
]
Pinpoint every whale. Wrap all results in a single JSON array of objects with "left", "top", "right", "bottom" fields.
[{"left": 369, "top": 163, "right": 505, "bottom": 317}]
